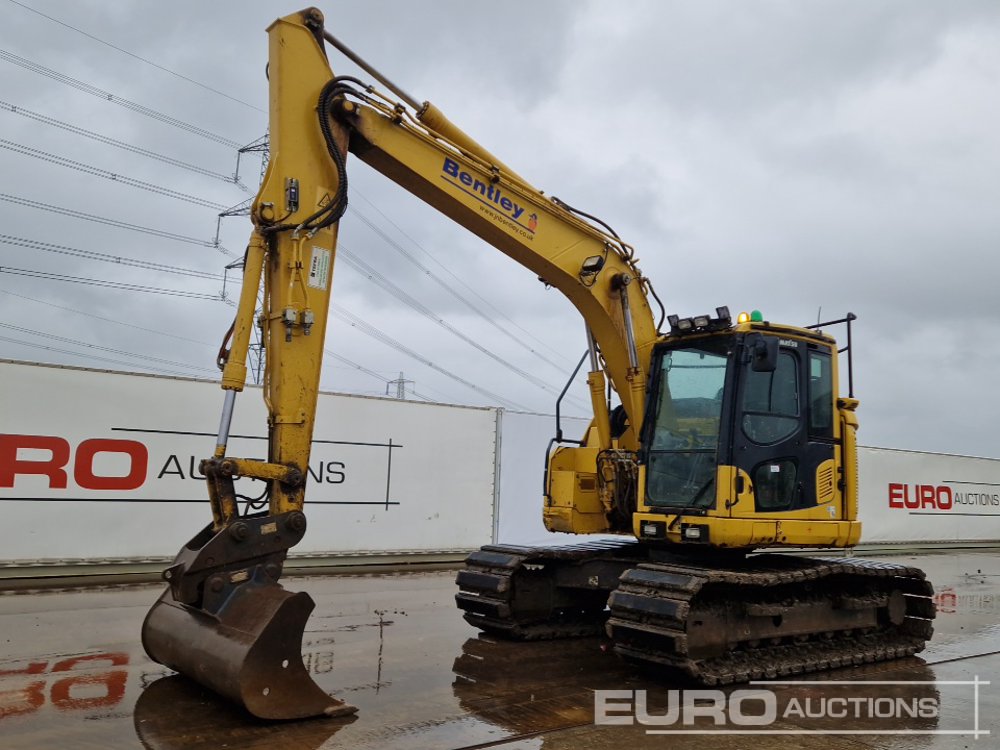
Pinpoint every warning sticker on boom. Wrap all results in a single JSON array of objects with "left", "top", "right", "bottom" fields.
[{"left": 308, "top": 246, "right": 331, "bottom": 291}]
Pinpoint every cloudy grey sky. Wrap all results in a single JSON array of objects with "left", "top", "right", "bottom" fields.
[{"left": 0, "top": 1, "right": 997, "bottom": 455}]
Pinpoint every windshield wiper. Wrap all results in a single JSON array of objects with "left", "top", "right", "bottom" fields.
[{"left": 690, "top": 477, "right": 716, "bottom": 508}]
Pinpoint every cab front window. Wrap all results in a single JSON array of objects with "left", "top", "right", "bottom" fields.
[{"left": 646, "top": 339, "right": 729, "bottom": 508}]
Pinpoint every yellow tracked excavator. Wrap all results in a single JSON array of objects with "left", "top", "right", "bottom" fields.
[{"left": 141, "top": 8, "right": 935, "bottom": 719}]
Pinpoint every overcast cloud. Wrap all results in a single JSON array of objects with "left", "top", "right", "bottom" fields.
[{"left": 0, "top": 0, "right": 997, "bottom": 455}]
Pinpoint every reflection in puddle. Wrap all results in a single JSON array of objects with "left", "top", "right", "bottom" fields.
[
  {"left": 1, "top": 651, "right": 133, "bottom": 720},
  {"left": 134, "top": 675, "right": 355, "bottom": 750},
  {"left": 452, "top": 636, "right": 949, "bottom": 747},
  {"left": 453, "top": 635, "right": 635, "bottom": 735}
]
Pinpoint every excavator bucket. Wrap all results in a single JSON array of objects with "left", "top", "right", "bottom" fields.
[{"left": 141, "top": 515, "right": 356, "bottom": 720}]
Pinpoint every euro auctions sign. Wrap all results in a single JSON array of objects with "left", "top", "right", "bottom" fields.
[
  {"left": 855, "top": 446, "right": 1000, "bottom": 544},
  {"left": 593, "top": 679, "right": 991, "bottom": 739},
  {"left": 888, "top": 483, "right": 1000, "bottom": 513},
  {"left": 0, "top": 435, "right": 148, "bottom": 491},
  {"left": 888, "top": 484, "right": 953, "bottom": 511},
  {"left": 0, "top": 360, "right": 498, "bottom": 560}
]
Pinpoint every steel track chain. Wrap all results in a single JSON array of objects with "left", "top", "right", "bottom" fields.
[
  {"left": 455, "top": 539, "right": 644, "bottom": 639},
  {"left": 608, "top": 554, "right": 935, "bottom": 684},
  {"left": 456, "top": 545, "right": 936, "bottom": 683}
]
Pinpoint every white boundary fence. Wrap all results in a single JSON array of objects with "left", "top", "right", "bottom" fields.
[
  {"left": 2, "top": 360, "right": 997, "bottom": 567},
  {"left": 0, "top": 360, "right": 496, "bottom": 562}
]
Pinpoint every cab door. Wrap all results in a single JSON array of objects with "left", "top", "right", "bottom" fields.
[{"left": 729, "top": 335, "right": 837, "bottom": 516}]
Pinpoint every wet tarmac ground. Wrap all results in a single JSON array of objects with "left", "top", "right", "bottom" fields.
[{"left": 1, "top": 551, "right": 997, "bottom": 749}]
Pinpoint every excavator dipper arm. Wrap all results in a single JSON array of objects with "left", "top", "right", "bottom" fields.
[{"left": 143, "top": 9, "right": 353, "bottom": 720}]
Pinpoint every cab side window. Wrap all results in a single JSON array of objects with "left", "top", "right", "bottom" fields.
[
  {"left": 808, "top": 350, "right": 834, "bottom": 439},
  {"left": 742, "top": 351, "right": 799, "bottom": 445}
]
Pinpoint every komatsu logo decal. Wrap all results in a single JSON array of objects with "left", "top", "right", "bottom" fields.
[{"left": 441, "top": 157, "right": 536, "bottom": 237}]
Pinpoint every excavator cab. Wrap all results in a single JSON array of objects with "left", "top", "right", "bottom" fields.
[
  {"left": 632, "top": 313, "right": 862, "bottom": 549},
  {"left": 645, "top": 326, "right": 837, "bottom": 516}
]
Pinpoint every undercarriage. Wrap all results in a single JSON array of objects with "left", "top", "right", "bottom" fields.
[{"left": 455, "top": 540, "right": 935, "bottom": 684}]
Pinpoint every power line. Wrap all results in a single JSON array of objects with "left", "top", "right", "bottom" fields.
[
  {"left": 0, "top": 38, "right": 582, "bottom": 406},
  {"left": 0, "top": 139, "right": 228, "bottom": 209},
  {"left": 0, "top": 99, "right": 243, "bottom": 185},
  {"left": 330, "top": 302, "right": 529, "bottom": 410},
  {"left": 0, "top": 266, "right": 221, "bottom": 300},
  {"left": 324, "top": 348, "right": 393, "bottom": 387},
  {"left": 322, "top": 349, "right": 437, "bottom": 403},
  {"left": 0, "top": 286, "right": 450, "bottom": 404},
  {"left": 0, "top": 322, "right": 218, "bottom": 375},
  {"left": 0, "top": 287, "right": 215, "bottom": 348},
  {"left": 351, "top": 206, "right": 575, "bottom": 373},
  {"left": 396, "top": 377, "right": 472, "bottom": 404},
  {"left": 0, "top": 252, "right": 541, "bottom": 408},
  {"left": 0, "top": 234, "right": 224, "bottom": 280},
  {"left": 0, "top": 334, "right": 205, "bottom": 379},
  {"left": 0, "top": 48, "right": 243, "bottom": 147},
  {"left": 5, "top": 0, "right": 264, "bottom": 113},
  {"left": 0, "top": 288, "right": 433, "bottom": 403},
  {"left": 353, "top": 192, "right": 577, "bottom": 368},
  {"left": 0, "top": 241, "right": 472, "bottom": 401},
  {"left": 338, "top": 243, "right": 575, "bottom": 400},
  {"left": 0, "top": 192, "right": 218, "bottom": 248}
]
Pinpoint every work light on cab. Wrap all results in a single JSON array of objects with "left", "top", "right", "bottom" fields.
[{"left": 667, "top": 306, "right": 733, "bottom": 335}]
